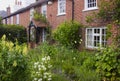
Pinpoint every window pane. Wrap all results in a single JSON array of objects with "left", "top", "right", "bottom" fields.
[
  {"left": 87, "top": 0, "right": 96, "bottom": 8},
  {"left": 58, "top": 0, "right": 66, "bottom": 14},
  {"left": 102, "top": 28, "right": 107, "bottom": 47},
  {"left": 94, "top": 29, "right": 100, "bottom": 34},
  {"left": 86, "top": 29, "right": 93, "bottom": 47},
  {"left": 94, "top": 36, "right": 100, "bottom": 47},
  {"left": 41, "top": 4, "right": 47, "bottom": 17}
]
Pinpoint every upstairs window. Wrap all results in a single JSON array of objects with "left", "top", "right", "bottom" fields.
[
  {"left": 41, "top": 4, "right": 47, "bottom": 17},
  {"left": 83, "top": 0, "right": 98, "bottom": 11},
  {"left": 30, "top": 8, "right": 34, "bottom": 21},
  {"left": 58, "top": 0, "right": 66, "bottom": 15}
]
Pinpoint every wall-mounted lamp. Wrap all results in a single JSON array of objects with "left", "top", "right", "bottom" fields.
[{"left": 48, "top": 0, "right": 53, "bottom": 5}]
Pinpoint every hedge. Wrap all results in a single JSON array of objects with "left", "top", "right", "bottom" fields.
[{"left": 0, "top": 24, "right": 27, "bottom": 44}]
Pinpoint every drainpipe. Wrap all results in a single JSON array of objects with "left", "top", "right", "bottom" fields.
[{"left": 72, "top": 0, "right": 74, "bottom": 21}]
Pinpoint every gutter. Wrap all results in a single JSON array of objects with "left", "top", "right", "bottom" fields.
[{"left": 72, "top": 0, "right": 74, "bottom": 21}]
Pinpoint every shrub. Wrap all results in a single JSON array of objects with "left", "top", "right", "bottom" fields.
[
  {"left": 0, "top": 35, "right": 30, "bottom": 81},
  {"left": 33, "top": 11, "right": 47, "bottom": 23},
  {"left": 53, "top": 21, "right": 83, "bottom": 48},
  {"left": 95, "top": 47, "right": 120, "bottom": 81},
  {"left": 0, "top": 24, "right": 27, "bottom": 44},
  {"left": 28, "top": 42, "right": 101, "bottom": 81},
  {"left": 74, "top": 66, "right": 101, "bottom": 81}
]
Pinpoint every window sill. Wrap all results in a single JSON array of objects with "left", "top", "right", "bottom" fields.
[
  {"left": 57, "top": 13, "right": 66, "bottom": 16},
  {"left": 83, "top": 7, "right": 98, "bottom": 12}
]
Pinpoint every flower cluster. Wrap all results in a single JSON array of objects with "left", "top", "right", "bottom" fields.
[{"left": 32, "top": 56, "right": 52, "bottom": 81}]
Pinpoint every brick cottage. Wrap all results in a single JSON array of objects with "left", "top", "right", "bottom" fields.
[{"left": 2, "top": 0, "right": 110, "bottom": 49}]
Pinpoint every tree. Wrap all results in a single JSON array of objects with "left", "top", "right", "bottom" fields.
[{"left": 0, "top": 16, "right": 2, "bottom": 24}]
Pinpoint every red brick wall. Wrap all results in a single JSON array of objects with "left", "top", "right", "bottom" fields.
[
  {"left": 47, "top": 0, "right": 72, "bottom": 30},
  {"left": 13, "top": 15, "right": 16, "bottom": 24},
  {"left": 74, "top": 0, "right": 100, "bottom": 26},
  {"left": 19, "top": 10, "right": 30, "bottom": 28}
]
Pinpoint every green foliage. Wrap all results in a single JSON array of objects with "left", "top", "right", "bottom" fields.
[
  {"left": 113, "top": 0, "right": 120, "bottom": 23},
  {"left": 95, "top": 47, "right": 120, "bottom": 81},
  {"left": 33, "top": 11, "right": 47, "bottom": 23},
  {"left": 74, "top": 66, "right": 101, "bottom": 81},
  {"left": 97, "top": 0, "right": 114, "bottom": 21},
  {"left": 0, "top": 16, "right": 2, "bottom": 24},
  {"left": 106, "top": 24, "right": 112, "bottom": 39},
  {"left": 0, "top": 35, "right": 30, "bottom": 81},
  {"left": 86, "top": 15, "right": 94, "bottom": 23},
  {"left": 52, "top": 74, "right": 69, "bottom": 81},
  {"left": 28, "top": 42, "right": 101, "bottom": 81},
  {"left": 0, "top": 24, "right": 27, "bottom": 44},
  {"left": 97, "top": 0, "right": 120, "bottom": 23},
  {"left": 53, "top": 21, "right": 83, "bottom": 48}
]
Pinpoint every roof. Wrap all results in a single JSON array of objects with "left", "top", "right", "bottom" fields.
[
  {"left": 2, "top": 0, "right": 49, "bottom": 19},
  {"left": 0, "top": 10, "right": 7, "bottom": 18}
]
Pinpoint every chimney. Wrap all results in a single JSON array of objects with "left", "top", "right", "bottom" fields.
[
  {"left": 15, "top": 0, "right": 17, "bottom": 5},
  {"left": 7, "top": 6, "right": 11, "bottom": 16}
]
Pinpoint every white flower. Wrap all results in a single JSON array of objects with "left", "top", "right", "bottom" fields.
[
  {"left": 42, "top": 57, "right": 46, "bottom": 61},
  {"left": 38, "top": 65, "right": 41, "bottom": 68},
  {"left": 48, "top": 65, "right": 52, "bottom": 68},
  {"left": 38, "top": 78, "right": 42, "bottom": 81},
  {"left": 48, "top": 77, "right": 52, "bottom": 81},
  {"left": 73, "top": 57, "right": 76, "bottom": 60},
  {"left": 48, "top": 74, "right": 52, "bottom": 78},
  {"left": 44, "top": 72, "right": 49, "bottom": 76},
  {"left": 33, "top": 56, "right": 52, "bottom": 81},
  {"left": 36, "top": 62, "right": 39, "bottom": 65},
  {"left": 36, "top": 72, "right": 39, "bottom": 74},
  {"left": 43, "top": 67, "right": 47, "bottom": 71},
  {"left": 38, "top": 67, "right": 41, "bottom": 71},
  {"left": 34, "top": 78, "right": 37, "bottom": 81},
  {"left": 43, "top": 75, "right": 47, "bottom": 79},
  {"left": 74, "top": 41, "right": 77, "bottom": 43},
  {"left": 47, "top": 56, "right": 50, "bottom": 60}
]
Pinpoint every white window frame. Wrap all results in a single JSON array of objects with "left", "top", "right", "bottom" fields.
[
  {"left": 58, "top": 0, "right": 66, "bottom": 16},
  {"left": 7, "top": 18, "right": 9, "bottom": 24},
  {"left": 86, "top": 27, "right": 106, "bottom": 49},
  {"left": 41, "top": 4, "right": 47, "bottom": 18},
  {"left": 83, "top": 0, "right": 98, "bottom": 11},
  {"left": 11, "top": 16, "right": 13, "bottom": 24},
  {"left": 16, "top": 14, "right": 19, "bottom": 24},
  {"left": 30, "top": 8, "right": 34, "bottom": 21}
]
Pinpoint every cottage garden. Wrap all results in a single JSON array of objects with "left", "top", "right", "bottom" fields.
[
  {"left": 0, "top": 21, "right": 120, "bottom": 81},
  {"left": 0, "top": 0, "right": 120, "bottom": 81}
]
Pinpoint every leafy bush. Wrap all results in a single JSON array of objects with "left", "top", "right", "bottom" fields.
[
  {"left": 95, "top": 47, "right": 120, "bottom": 81},
  {"left": 74, "top": 66, "right": 101, "bottom": 81},
  {"left": 0, "top": 35, "right": 30, "bottom": 81},
  {"left": 53, "top": 21, "right": 83, "bottom": 48},
  {"left": 33, "top": 11, "right": 47, "bottom": 23},
  {"left": 28, "top": 42, "right": 101, "bottom": 81},
  {"left": 52, "top": 74, "right": 69, "bottom": 81},
  {"left": 0, "top": 24, "right": 27, "bottom": 44}
]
